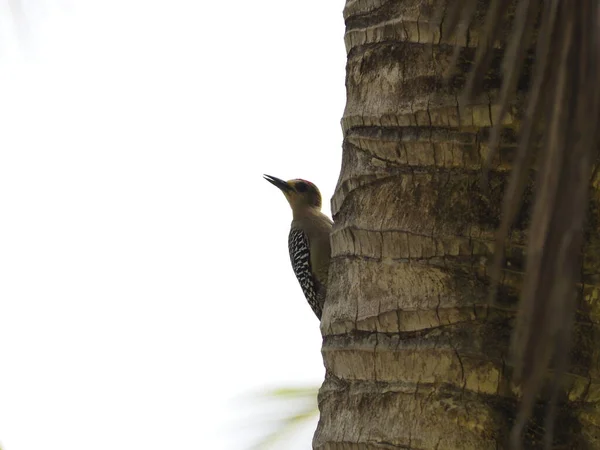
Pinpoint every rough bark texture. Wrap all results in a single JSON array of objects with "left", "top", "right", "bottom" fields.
[{"left": 314, "top": 1, "right": 600, "bottom": 448}]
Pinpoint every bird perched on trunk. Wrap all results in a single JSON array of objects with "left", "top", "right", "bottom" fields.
[{"left": 263, "top": 175, "right": 332, "bottom": 320}]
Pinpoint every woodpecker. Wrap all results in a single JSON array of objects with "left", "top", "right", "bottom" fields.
[{"left": 264, "top": 175, "right": 332, "bottom": 320}]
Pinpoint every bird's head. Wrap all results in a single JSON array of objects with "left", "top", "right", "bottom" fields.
[{"left": 263, "top": 174, "right": 322, "bottom": 211}]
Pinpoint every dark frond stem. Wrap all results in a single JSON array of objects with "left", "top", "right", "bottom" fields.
[
  {"left": 437, "top": 0, "right": 472, "bottom": 35},
  {"left": 434, "top": 0, "right": 479, "bottom": 73},
  {"left": 509, "top": 12, "right": 574, "bottom": 449},
  {"left": 461, "top": 0, "right": 511, "bottom": 100},
  {"left": 488, "top": 0, "right": 559, "bottom": 304},
  {"left": 449, "top": 0, "right": 479, "bottom": 73},
  {"left": 444, "top": 1, "right": 600, "bottom": 449},
  {"left": 483, "top": 0, "right": 538, "bottom": 172}
]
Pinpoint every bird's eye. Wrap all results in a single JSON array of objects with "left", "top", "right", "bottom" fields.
[{"left": 296, "top": 182, "right": 308, "bottom": 192}]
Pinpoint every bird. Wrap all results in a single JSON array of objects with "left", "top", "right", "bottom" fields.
[{"left": 263, "top": 174, "right": 333, "bottom": 320}]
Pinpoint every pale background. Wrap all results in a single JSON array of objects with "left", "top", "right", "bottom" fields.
[{"left": 0, "top": 0, "right": 346, "bottom": 448}]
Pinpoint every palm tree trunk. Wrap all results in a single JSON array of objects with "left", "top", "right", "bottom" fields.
[{"left": 314, "top": 1, "right": 600, "bottom": 448}]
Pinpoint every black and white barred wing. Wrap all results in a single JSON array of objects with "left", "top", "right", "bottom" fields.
[{"left": 288, "top": 227, "right": 322, "bottom": 319}]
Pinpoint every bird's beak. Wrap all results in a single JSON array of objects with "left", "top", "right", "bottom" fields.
[{"left": 263, "top": 174, "right": 293, "bottom": 193}]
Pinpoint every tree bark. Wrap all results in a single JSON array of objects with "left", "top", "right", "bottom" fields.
[{"left": 314, "top": 1, "right": 600, "bottom": 448}]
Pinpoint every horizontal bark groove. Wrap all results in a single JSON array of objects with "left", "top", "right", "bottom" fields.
[
  {"left": 345, "top": 0, "right": 422, "bottom": 30},
  {"left": 315, "top": 378, "right": 502, "bottom": 449},
  {"left": 322, "top": 330, "right": 600, "bottom": 388},
  {"left": 341, "top": 106, "right": 514, "bottom": 135},
  {"left": 314, "top": 377, "right": 598, "bottom": 449},
  {"left": 339, "top": 142, "right": 517, "bottom": 180},
  {"left": 343, "top": 0, "right": 395, "bottom": 20},
  {"left": 346, "top": 125, "right": 518, "bottom": 144},
  {"left": 331, "top": 226, "right": 493, "bottom": 258},
  {"left": 343, "top": 126, "right": 519, "bottom": 171},
  {"left": 343, "top": 0, "right": 508, "bottom": 53}
]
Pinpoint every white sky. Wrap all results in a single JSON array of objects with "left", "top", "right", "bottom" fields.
[{"left": 0, "top": 0, "right": 346, "bottom": 449}]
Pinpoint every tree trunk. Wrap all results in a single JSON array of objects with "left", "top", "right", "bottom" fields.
[{"left": 314, "top": 1, "right": 600, "bottom": 448}]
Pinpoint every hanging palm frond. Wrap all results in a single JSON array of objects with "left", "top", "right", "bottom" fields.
[{"left": 440, "top": 1, "right": 600, "bottom": 448}]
